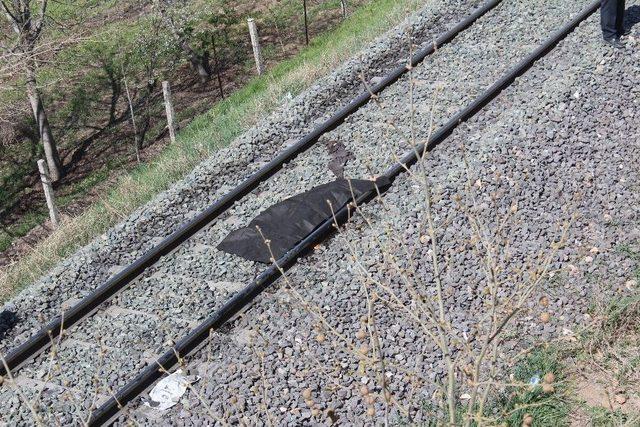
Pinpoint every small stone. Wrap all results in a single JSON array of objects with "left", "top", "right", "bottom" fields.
[
  {"left": 302, "top": 388, "right": 312, "bottom": 399},
  {"left": 316, "top": 334, "right": 326, "bottom": 343},
  {"left": 366, "top": 406, "right": 375, "bottom": 417},
  {"left": 542, "top": 383, "right": 554, "bottom": 394},
  {"left": 356, "top": 329, "right": 367, "bottom": 340},
  {"left": 539, "top": 296, "right": 550, "bottom": 307},
  {"left": 625, "top": 279, "right": 637, "bottom": 291},
  {"left": 522, "top": 413, "right": 533, "bottom": 426},
  {"left": 360, "top": 385, "right": 369, "bottom": 396},
  {"left": 615, "top": 394, "right": 627, "bottom": 405},
  {"left": 540, "top": 312, "right": 551, "bottom": 323},
  {"left": 359, "top": 344, "right": 369, "bottom": 355},
  {"left": 543, "top": 372, "right": 555, "bottom": 384},
  {"left": 326, "top": 409, "right": 338, "bottom": 423}
]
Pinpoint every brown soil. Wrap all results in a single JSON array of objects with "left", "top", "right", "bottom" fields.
[{"left": 567, "top": 343, "right": 640, "bottom": 425}]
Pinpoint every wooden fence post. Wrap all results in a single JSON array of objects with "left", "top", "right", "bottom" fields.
[
  {"left": 37, "top": 159, "right": 60, "bottom": 228},
  {"left": 247, "top": 18, "right": 264, "bottom": 76},
  {"left": 162, "top": 81, "right": 177, "bottom": 144},
  {"left": 303, "top": 0, "right": 309, "bottom": 45}
]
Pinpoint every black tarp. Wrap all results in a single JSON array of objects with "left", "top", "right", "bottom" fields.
[{"left": 217, "top": 178, "right": 383, "bottom": 263}]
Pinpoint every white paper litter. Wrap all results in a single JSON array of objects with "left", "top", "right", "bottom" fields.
[{"left": 144, "top": 369, "right": 199, "bottom": 411}]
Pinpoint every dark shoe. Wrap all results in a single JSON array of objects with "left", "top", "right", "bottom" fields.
[
  {"left": 619, "top": 28, "right": 632, "bottom": 37},
  {"left": 604, "top": 37, "right": 625, "bottom": 49}
]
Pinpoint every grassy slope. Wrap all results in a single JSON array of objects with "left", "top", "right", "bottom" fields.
[
  {"left": 0, "top": 0, "right": 367, "bottom": 254},
  {"left": 0, "top": 1, "right": 150, "bottom": 253},
  {"left": 0, "top": 0, "right": 426, "bottom": 303}
]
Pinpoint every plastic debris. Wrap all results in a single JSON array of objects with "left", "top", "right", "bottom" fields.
[
  {"left": 529, "top": 374, "right": 541, "bottom": 386},
  {"left": 218, "top": 178, "right": 387, "bottom": 263},
  {"left": 144, "top": 369, "right": 199, "bottom": 411}
]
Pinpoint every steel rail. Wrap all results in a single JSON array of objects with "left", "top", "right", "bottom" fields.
[
  {"left": 88, "top": 1, "right": 601, "bottom": 424},
  {"left": 0, "top": 0, "right": 502, "bottom": 378}
]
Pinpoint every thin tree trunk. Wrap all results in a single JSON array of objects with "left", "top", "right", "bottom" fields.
[
  {"left": 25, "top": 64, "right": 62, "bottom": 182},
  {"left": 185, "top": 45, "right": 212, "bottom": 84},
  {"left": 211, "top": 35, "right": 224, "bottom": 99},
  {"left": 107, "top": 72, "right": 121, "bottom": 125},
  {"left": 122, "top": 75, "right": 141, "bottom": 163},
  {"left": 303, "top": 0, "right": 309, "bottom": 45},
  {"left": 191, "top": 58, "right": 211, "bottom": 84},
  {"left": 37, "top": 159, "right": 60, "bottom": 228}
]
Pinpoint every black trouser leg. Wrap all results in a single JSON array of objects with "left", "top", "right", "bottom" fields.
[
  {"left": 601, "top": 0, "right": 620, "bottom": 39},
  {"left": 616, "top": 0, "right": 626, "bottom": 34}
]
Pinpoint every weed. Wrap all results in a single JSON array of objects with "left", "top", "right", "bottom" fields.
[
  {"left": 495, "top": 348, "right": 570, "bottom": 426},
  {"left": 587, "top": 406, "right": 638, "bottom": 426}
]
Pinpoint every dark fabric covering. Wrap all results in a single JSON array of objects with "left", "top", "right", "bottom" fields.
[{"left": 217, "top": 179, "right": 381, "bottom": 263}]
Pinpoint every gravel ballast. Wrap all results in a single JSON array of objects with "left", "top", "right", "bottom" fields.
[
  {"left": 132, "top": 2, "right": 639, "bottom": 424},
  {"left": 2, "top": 0, "right": 639, "bottom": 424}
]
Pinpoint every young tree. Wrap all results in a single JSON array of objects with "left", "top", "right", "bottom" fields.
[
  {"left": 154, "top": 0, "right": 213, "bottom": 84},
  {"left": 153, "top": 0, "right": 238, "bottom": 86},
  {"left": 1, "top": 0, "right": 63, "bottom": 182}
]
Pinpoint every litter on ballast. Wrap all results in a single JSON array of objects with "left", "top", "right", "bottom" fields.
[
  {"left": 143, "top": 369, "right": 200, "bottom": 411},
  {"left": 218, "top": 178, "right": 388, "bottom": 263}
]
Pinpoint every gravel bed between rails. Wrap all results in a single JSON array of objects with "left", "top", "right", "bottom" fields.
[
  {"left": 118, "top": 2, "right": 639, "bottom": 425},
  {"left": 0, "top": 0, "right": 480, "bottom": 351}
]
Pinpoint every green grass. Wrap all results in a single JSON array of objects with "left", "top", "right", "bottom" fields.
[
  {"left": 494, "top": 347, "right": 570, "bottom": 426},
  {"left": 615, "top": 244, "right": 640, "bottom": 262},
  {"left": 615, "top": 244, "right": 640, "bottom": 283},
  {"left": 0, "top": 0, "right": 430, "bottom": 302},
  {"left": 0, "top": 162, "right": 118, "bottom": 254},
  {"left": 587, "top": 407, "right": 638, "bottom": 427}
]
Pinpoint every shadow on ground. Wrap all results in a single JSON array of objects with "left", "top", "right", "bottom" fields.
[
  {"left": 626, "top": 5, "right": 640, "bottom": 29},
  {"left": 0, "top": 310, "right": 18, "bottom": 342}
]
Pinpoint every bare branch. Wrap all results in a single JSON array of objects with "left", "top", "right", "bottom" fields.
[{"left": 33, "top": 0, "right": 48, "bottom": 37}]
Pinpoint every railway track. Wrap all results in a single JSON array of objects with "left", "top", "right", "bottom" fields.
[
  {"left": 0, "top": 0, "right": 501, "bottom": 379},
  {"left": 0, "top": 0, "right": 608, "bottom": 424}
]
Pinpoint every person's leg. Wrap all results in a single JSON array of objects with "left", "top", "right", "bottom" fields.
[
  {"left": 616, "top": 0, "right": 627, "bottom": 35},
  {"left": 601, "top": 0, "right": 619, "bottom": 40}
]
